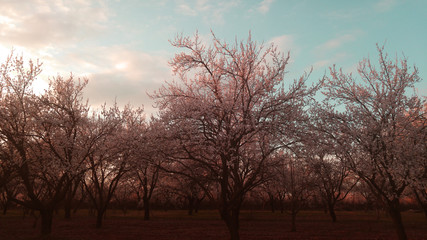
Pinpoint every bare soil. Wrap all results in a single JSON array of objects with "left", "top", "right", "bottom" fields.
[{"left": 1, "top": 210, "right": 426, "bottom": 240}]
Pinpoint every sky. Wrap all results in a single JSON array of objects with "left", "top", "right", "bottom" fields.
[{"left": 0, "top": 0, "right": 426, "bottom": 116}]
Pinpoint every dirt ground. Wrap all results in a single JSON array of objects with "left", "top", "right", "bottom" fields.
[{"left": 1, "top": 209, "right": 426, "bottom": 240}]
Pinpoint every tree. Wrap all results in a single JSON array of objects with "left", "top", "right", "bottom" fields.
[
  {"left": 354, "top": 180, "right": 385, "bottom": 219},
  {"left": 407, "top": 103, "right": 427, "bottom": 220},
  {"left": 312, "top": 155, "right": 357, "bottom": 222},
  {"left": 63, "top": 175, "right": 83, "bottom": 219},
  {"left": 0, "top": 53, "right": 97, "bottom": 235},
  {"left": 163, "top": 171, "right": 207, "bottom": 216},
  {"left": 0, "top": 54, "right": 42, "bottom": 216},
  {"left": 127, "top": 112, "right": 161, "bottom": 220},
  {"left": 112, "top": 176, "right": 135, "bottom": 215},
  {"left": 83, "top": 104, "right": 131, "bottom": 228},
  {"left": 321, "top": 45, "right": 425, "bottom": 240},
  {"left": 152, "top": 32, "right": 318, "bottom": 240},
  {"left": 276, "top": 151, "right": 314, "bottom": 232},
  {"left": 303, "top": 141, "right": 358, "bottom": 222},
  {"left": 34, "top": 75, "right": 95, "bottom": 228},
  {"left": 259, "top": 178, "right": 284, "bottom": 213},
  {"left": 0, "top": 133, "right": 19, "bottom": 215}
]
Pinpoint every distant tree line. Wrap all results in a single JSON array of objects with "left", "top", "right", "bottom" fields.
[{"left": 0, "top": 33, "right": 425, "bottom": 240}]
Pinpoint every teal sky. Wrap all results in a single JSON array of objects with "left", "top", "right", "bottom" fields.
[{"left": 0, "top": 0, "right": 425, "bottom": 115}]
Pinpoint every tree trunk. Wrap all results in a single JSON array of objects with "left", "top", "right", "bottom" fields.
[
  {"left": 279, "top": 199, "right": 284, "bottom": 214},
  {"left": 291, "top": 212, "right": 297, "bottom": 232},
  {"left": 328, "top": 203, "right": 337, "bottom": 222},
  {"left": 188, "top": 196, "right": 194, "bottom": 216},
  {"left": 64, "top": 200, "right": 72, "bottom": 219},
  {"left": 96, "top": 208, "right": 106, "bottom": 228},
  {"left": 194, "top": 199, "right": 200, "bottom": 213},
  {"left": 40, "top": 209, "right": 54, "bottom": 236},
  {"left": 388, "top": 200, "right": 407, "bottom": 240},
  {"left": 143, "top": 197, "right": 150, "bottom": 220},
  {"left": 2, "top": 199, "right": 10, "bottom": 215},
  {"left": 225, "top": 210, "right": 240, "bottom": 240},
  {"left": 413, "top": 188, "right": 427, "bottom": 220},
  {"left": 220, "top": 206, "right": 241, "bottom": 240},
  {"left": 228, "top": 225, "right": 240, "bottom": 240},
  {"left": 423, "top": 205, "right": 427, "bottom": 220},
  {"left": 269, "top": 194, "right": 275, "bottom": 213}
]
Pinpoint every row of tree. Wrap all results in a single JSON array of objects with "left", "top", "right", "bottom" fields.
[{"left": 1, "top": 33, "right": 426, "bottom": 240}]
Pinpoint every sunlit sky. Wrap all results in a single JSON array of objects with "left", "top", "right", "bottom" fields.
[{"left": 1, "top": 0, "right": 426, "bottom": 116}]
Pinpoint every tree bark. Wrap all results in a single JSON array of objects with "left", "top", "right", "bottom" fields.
[
  {"left": 388, "top": 199, "right": 407, "bottom": 240},
  {"left": 64, "top": 182, "right": 79, "bottom": 219},
  {"left": 291, "top": 212, "right": 297, "bottom": 232},
  {"left": 2, "top": 199, "right": 10, "bottom": 215},
  {"left": 269, "top": 194, "right": 275, "bottom": 213},
  {"left": 413, "top": 188, "right": 427, "bottom": 220},
  {"left": 328, "top": 203, "right": 337, "bottom": 222},
  {"left": 143, "top": 196, "right": 150, "bottom": 220},
  {"left": 40, "top": 208, "right": 54, "bottom": 236},
  {"left": 188, "top": 196, "right": 194, "bottom": 216},
  {"left": 64, "top": 200, "right": 72, "bottom": 219},
  {"left": 220, "top": 204, "right": 241, "bottom": 240},
  {"left": 225, "top": 208, "right": 240, "bottom": 240},
  {"left": 96, "top": 208, "right": 106, "bottom": 228},
  {"left": 279, "top": 199, "right": 284, "bottom": 214},
  {"left": 194, "top": 198, "right": 200, "bottom": 214},
  {"left": 228, "top": 225, "right": 240, "bottom": 240}
]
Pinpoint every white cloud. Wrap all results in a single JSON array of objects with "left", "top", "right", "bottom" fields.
[
  {"left": 323, "top": 9, "right": 365, "bottom": 21},
  {"left": 174, "top": 0, "right": 240, "bottom": 25},
  {"left": 0, "top": 0, "right": 110, "bottom": 50},
  {"left": 258, "top": 0, "right": 275, "bottom": 14},
  {"left": 175, "top": 0, "right": 212, "bottom": 16},
  {"left": 208, "top": 1, "right": 240, "bottom": 25},
  {"left": 62, "top": 46, "right": 173, "bottom": 116},
  {"left": 320, "top": 34, "right": 356, "bottom": 50},
  {"left": 0, "top": 0, "right": 173, "bottom": 116},
  {"left": 177, "top": 4, "right": 198, "bottom": 16},
  {"left": 268, "top": 34, "right": 298, "bottom": 59},
  {"left": 196, "top": 0, "right": 212, "bottom": 12},
  {"left": 375, "top": 0, "right": 397, "bottom": 12},
  {"left": 312, "top": 59, "right": 330, "bottom": 70},
  {"left": 315, "top": 30, "right": 363, "bottom": 53},
  {"left": 1, "top": 44, "right": 172, "bottom": 116},
  {"left": 312, "top": 52, "right": 350, "bottom": 71}
]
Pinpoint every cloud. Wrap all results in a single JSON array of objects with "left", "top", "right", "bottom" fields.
[
  {"left": 174, "top": 0, "right": 240, "bottom": 25},
  {"left": 320, "top": 34, "right": 356, "bottom": 50},
  {"left": 312, "top": 59, "right": 330, "bottom": 70},
  {"left": 315, "top": 30, "right": 363, "bottom": 53},
  {"left": 0, "top": 0, "right": 172, "bottom": 116},
  {"left": 0, "top": 0, "right": 110, "bottom": 50},
  {"left": 63, "top": 46, "right": 173, "bottom": 116},
  {"left": 323, "top": 9, "right": 365, "bottom": 21},
  {"left": 177, "top": 4, "right": 198, "bottom": 16},
  {"left": 312, "top": 52, "right": 350, "bottom": 71},
  {"left": 175, "top": 0, "right": 212, "bottom": 16},
  {"left": 1, "top": 44, "right": 172, "bottom": 116},
  {"left": 268, "top": 35, "right": 298, "bottom": 59},
  {"left": 196, "top": 0, "right": 212, "bottom": 12},
  {"left": 375, "top": 0, "right": 397, "bottom": 12},
  {"left": 258, "top": 0, "right": 275, "bottom": 14}
]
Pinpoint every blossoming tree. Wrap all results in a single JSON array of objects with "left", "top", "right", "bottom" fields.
[
  {"left": 321, "top": 45, "right": 425, "bottom": 240},
  {"left": 152, "top": 32, "right": 318, "bottom": 240}
]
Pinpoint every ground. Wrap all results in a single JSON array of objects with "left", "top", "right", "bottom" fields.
[{"left": 0, "top": 209, "right": 426, "bottom": 239}]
